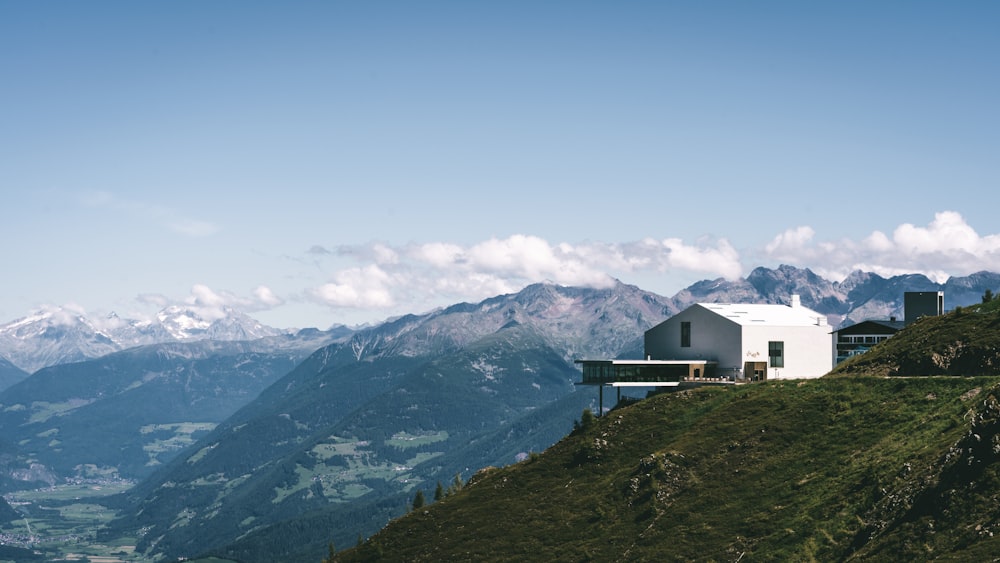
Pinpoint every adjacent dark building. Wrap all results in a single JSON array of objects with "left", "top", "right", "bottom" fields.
[
  {"left": 833, "top": 291, "right": 943, "bottom": 364},
  {"left": 904, "top": 290, "right": 945, "bottom": 324}
]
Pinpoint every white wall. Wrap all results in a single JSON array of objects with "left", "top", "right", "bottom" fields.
[
  {"left": 645, "top": 305, "right": 741, "bottom": 363},
  {"left": 743, "top": 324, "right": 833, "bottom": 379},
  {"left": 645, "top": 304, "right": 834, "bottom": 379}
]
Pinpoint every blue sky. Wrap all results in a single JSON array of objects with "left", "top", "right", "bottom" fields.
[{"left": 2, "top": 1, "right": 999, "bottom": 329}]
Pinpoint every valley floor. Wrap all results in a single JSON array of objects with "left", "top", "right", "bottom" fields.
[{"left": 1, "top": 482, "right": 139, "bottom": 562}]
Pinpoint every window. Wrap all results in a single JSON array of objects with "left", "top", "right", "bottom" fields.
[
  {"left": 768, "top": 341, "right": 784, "bottom": 368},
  {"left": 680, "top": 322, "right": 691, "bottom": 348}
]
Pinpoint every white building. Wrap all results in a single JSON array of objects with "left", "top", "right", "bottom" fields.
[{"left": 643, "top": 295, "right": 833, "bottom": 381}]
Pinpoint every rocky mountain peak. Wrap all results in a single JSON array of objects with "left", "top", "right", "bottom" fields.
[{"left": 0, "top": 305, "right": 287, "bottom": 373}]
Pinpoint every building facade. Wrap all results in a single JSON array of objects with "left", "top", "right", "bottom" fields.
[
  {"left": 643, "top": 296, "right": 833, "bottom": 381},
  {"left": 831, "top": 291, "right": 944, "bottom": 364},
  {"left": 833, "top": 319, "right": 906, "bottom": 364}
]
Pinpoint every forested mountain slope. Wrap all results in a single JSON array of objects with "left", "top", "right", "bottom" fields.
[
  {"left": 0, "top": 340, "right": 320, "bottom": 481},
  {"left": 106, "top": 282, "right": 671, "bottom": 561},
  {"left": 0, "top": 356, "right": 27, "bottom": 392}
]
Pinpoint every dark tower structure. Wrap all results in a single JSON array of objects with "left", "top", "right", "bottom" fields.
[{"left": 904, "top": 291, "right": 944, "bottom": 324}]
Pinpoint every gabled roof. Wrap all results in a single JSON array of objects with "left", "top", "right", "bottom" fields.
[
  {"left": 834, "top": 319, "right": 906, "bottom": 334},
  {"left": 697, "top": 302, "right": 829, "bottom": 327}
]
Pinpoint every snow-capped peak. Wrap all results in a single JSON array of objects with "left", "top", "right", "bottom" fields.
[
  {"left": 0, "top": 305, "right": 283, "bottom": 372},
  {"left": 157, "top": 306, "right": 214, "bottom": 340}
]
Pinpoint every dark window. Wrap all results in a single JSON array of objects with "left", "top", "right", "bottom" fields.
[
  {"left": 680, "top": 322, "right": 691, "bottom": 347},
  {"left": 768, "top": 341, "right": 784, "bottom": 368}
]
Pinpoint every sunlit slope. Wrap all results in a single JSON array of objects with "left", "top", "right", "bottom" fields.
[
  {"left": 335, "top": 376, "right": 1000, "bottom": 561},
  {"left": 830, "top": 298, "right": 1000, "bottom": 377}
]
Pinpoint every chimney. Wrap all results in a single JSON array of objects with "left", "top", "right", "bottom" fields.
[{"left": 791, "top": 294, "right": 801, "bottom": 308}]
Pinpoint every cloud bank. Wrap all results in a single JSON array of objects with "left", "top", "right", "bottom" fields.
[
  {"left": 305, "top": 234, "right": 743, "bottom": 312},
  {"left": 21, "top": 211, "right": 999, "bottom": 329},
  {"left": 765, "top": 211, "right": 1000, "bottom": 283},
  {"left": 303, "top": 211, "right": 1000, "bottom": 317},
  {"left": 134, "top": 284, "right": 285, "bottom": 323}
]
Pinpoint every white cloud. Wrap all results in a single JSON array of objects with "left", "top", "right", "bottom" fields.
[
  {"left": 253, "top": 286, "right": 283, "bottom": 307},
  {"left": 765, "top": 211, "right": 1000, "bottom": 282},
  {"left": 765, "top": 226, "right": 815, "bottom": 256},
  {"left": 138, "top": 284, "right": 289, "bottom": 322},
  {"left": 658, "top": 237, "right": 742, "bottom": 279},
  {"left": 309, "top": 265, "right": 397, "bottom": 308},
  {"left": 413, "top": 242, "right": 465, "bottom": 268},
  {"left": 306, "top": 234, "right": 745, "bottom": 312},
  {"left": 103, "top": 286, "right": 287, "bottom": 325},
  {"left": 33, "top": 303, "right": 88, "bottom": 326},
  {"left": 303, "top": 212, "right": 1000, "bottom": 319}
]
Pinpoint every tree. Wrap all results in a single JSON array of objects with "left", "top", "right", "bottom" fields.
[
  {"left": 434, "top": 481, "right": 444, "bottom": 502},
  {"left": 446, "top": 472, "right": 464, "bottom": 496},
  {"left": 984, "top": 289, "right": 996, "bottom": 303},
  {"left": 412, "top": 489, "right": 425, "bottom": 511},
  {"left": 321, "top": 541, "right": 336, "bottom": 563}
]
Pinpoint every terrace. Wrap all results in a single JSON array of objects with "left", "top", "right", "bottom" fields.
[{"left": 575, "top": 359, "right": 733, "bottom": 414}]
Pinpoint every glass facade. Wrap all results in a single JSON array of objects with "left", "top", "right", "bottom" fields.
[
  {"left": 579, "top": 362, "right": 705, "bottom": 384},
  {"left": 835, "top": 334, "right": 890, "bottom": 364}
]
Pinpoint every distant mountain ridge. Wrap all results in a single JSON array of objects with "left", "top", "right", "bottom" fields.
[
  {"left": 0, "top": 305, "right": 353, "bottom": 373},
  {"left": 4, "top": 266, "right": 997, "bottom": 374},
  {"left": 670, "top": 265, "right": 1000, "bottom": 329}
]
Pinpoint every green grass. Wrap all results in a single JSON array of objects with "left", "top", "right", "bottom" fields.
[
  {"left": 831, "top": 302, "right": 1000, "bottom": 378},
  {"left": 385, "top": 430, "right": 449, "bottom": 449},
  {"left": 272, "top": 435, "right": 445, "bottom": 504},
  {"left": 333, "top": 376, "right": 1000, "bottom": 562},
  {"left": 26, "top": 399, "right": 94, "bottom": 423},
  {"left": 140, "top": 422, "right": 217, "bottom": 466}
]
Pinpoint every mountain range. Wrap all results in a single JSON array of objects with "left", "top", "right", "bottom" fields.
[
  {"left": 4, "top": 265, "right": 997, "bottom": 377},
  {"left": 0, "top": 304, "right": 353, "bottom": 374},
  {"left": 2, "top": 265, "right": 1000, "bottom": 561}
]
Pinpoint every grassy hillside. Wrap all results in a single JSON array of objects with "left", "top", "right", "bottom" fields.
[
  {"left": 830, "top": 298, "right": 1000, "bottom": 377},
  {"left": 326, "top": 302, "right": 1000, "bottom": 561},
  {"left": 332, "top": 376, "right": 1000, "bottom": 561}
]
